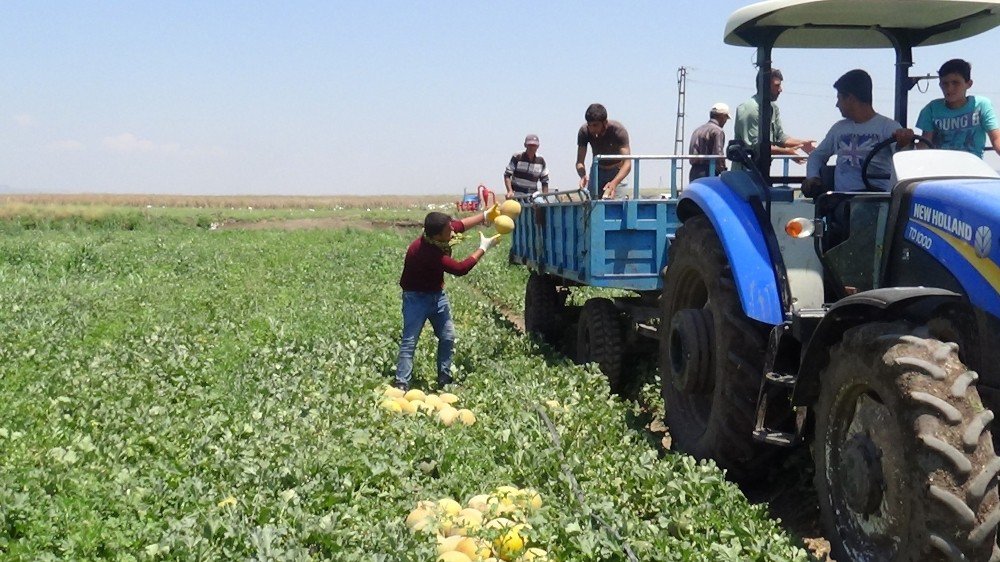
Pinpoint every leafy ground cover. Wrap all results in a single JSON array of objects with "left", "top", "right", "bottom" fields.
[{"left": 0, "top": 209, "right": 809, "bottom": 560}]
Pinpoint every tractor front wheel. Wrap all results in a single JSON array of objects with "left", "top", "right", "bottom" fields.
[{"left": 815, "top": 322, "right": 1000, "bottom": 562}]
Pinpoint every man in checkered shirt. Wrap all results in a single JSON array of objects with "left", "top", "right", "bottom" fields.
[{"left": 504, "top": 134, "right": 550, "bottom": 198}]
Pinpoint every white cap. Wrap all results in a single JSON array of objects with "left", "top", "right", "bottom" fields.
[{"left": 711, "top": 102, "right": 730, "bottom": 116}]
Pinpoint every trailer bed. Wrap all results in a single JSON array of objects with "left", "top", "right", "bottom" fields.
[{"left": 509, "top": 191, "right": 681, "bottom": 291}]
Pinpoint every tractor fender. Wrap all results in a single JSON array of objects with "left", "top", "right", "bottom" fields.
[
  {"left": 791, "top": 287, "right": 962, "bottom": 407},
  {"left": 677, "top": 176, "right": 783, "bottom": 325}
]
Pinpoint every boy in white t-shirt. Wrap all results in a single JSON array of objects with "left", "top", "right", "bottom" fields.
[
  {"left": 896, "top": 58, "right": 1000, "bottom": 158},
  {"left": 803, "top": 69, "right": 902, "bottom": 196}
]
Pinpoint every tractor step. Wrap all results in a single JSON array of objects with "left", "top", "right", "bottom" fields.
[
  {"left": 753, "top": 428, "right": 798, "bottom": 447},
  {"left": 754, "top": 322, "right": 807, "bottom": 448}
]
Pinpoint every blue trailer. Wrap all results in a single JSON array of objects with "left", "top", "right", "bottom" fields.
[
  {"left": 510, "top": 183, "right": 679, "bottom": 290},
  {"left": 508, "top": 153, "right": 771, "bottom": 389},
  {"left": 508, "top": 154, "right": 692, "bottom": 390}
]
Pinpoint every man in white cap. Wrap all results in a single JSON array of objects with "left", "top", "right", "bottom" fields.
[
  {"left": 503, "top": 134, "right": 550, "bottom": 198},
  {"left": 688, "top": 102, "right": 731, "bottom": 181}
]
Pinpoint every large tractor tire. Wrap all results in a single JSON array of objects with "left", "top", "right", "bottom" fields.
[
  {"left": 524, "top": 273, "right": 564, "bottom": 344},
  {"left": 575, "top": 298, "right": 625, "bottom": 392},
  {"left": 659, "top": 214, "right": 780, "bottom": 480},
  {"left": 815, "top": 322, "right": 1000, "bottom": 562}
]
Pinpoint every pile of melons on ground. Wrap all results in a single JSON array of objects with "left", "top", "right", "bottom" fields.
[
  {"left": 406, "top": 485, "right": 552, "bottom": 561},
  {"left": 380, "top": 385, "right": 477, "bottom": 427}
]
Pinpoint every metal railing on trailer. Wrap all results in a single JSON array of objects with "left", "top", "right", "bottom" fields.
[{"left": 587, "top": 153, "right": 804, "bottom": 200}]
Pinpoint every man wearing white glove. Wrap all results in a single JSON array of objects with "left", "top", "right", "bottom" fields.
[{"left": 393, "top": 210, "right": 502, "bottom": 391}]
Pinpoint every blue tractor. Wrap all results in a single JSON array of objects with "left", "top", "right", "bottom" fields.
[{"left": 511, "top": 1, "right": 1000, "bottom": 559}]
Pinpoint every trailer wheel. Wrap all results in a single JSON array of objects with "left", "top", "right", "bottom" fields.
[
  {"left": 659, "top": 214, "right": 778, "bottom": 480},
  {"left": 815, "top": 322, "right": 1000, "bottom": 562},
  {"left": 524, "top": 273, "right": 564, "bottom": 344},
  {"left": 576, "top": 298, "right": 625, "bottom": 391}
]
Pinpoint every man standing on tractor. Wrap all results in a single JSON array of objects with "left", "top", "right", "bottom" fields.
[
  {"left": 504, "top": 134, "right": 550, "bottom": 199},
  {"left": 802, "top": 69, "right": 902, "bottom": 196},
  {"left": 733, "top": 68, "right": 814, "bottom": 169},
  {"left": 895, "top": 58, "right": 1000, "bottom": 158},
  {"left": 688, "top": 102, "right": 731, "bottom": 181},
  {"left": 576, "top": 103, "right": 631, "bottom": 200},
  {"left": 392, "top": 210, "right": 502, "bottom": 392}
]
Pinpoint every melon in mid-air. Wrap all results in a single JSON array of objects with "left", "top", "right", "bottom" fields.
[
  {"left": 499, "top": 199, "right": 522, "bottom": 218},
  {"left": 494, "top": 215, "right": 515, "bottom": 235}
]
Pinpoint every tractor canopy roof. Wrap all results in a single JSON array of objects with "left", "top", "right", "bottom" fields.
[{"left": 725, "top": 0, "right": 1000, "bottom": 49}]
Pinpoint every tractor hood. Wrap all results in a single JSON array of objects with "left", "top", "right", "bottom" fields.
[
  {"left": 725, "top": 0, "right": 1000, "bottom": 48},
  {"left": 906, "top": 178, "right": 1000, "bottom": 317}
]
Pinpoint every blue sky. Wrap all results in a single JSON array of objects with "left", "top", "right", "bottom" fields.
[{"left": 2, "top": 1, "right": 999, "bottom": 196}]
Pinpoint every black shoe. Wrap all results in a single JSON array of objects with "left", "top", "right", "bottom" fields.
[
  {"left": 393, "top": 380, "right": 409, "bottom": 392},
  {"left": 436, "top": 376, "right": 453, "bottom": 389}
]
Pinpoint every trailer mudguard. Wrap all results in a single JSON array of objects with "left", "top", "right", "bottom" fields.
[{"left": 678, "top": 175, "right": 783, "bottom": 325}]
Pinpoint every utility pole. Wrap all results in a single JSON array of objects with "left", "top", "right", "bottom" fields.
[{"left": 674, "top": 67, "right": 688, "bottom": 189}]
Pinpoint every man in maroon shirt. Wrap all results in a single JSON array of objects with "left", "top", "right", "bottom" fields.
[{"left": 394, "top": 210, "right": 502, "bottom": 391}]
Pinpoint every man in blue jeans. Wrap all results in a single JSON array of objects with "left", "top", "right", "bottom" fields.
[{"left": 393, "top": 209, "right": 502, "bottom": 391}]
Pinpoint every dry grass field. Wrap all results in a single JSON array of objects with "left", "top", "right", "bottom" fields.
[
  {"left": 0, "top": 193, "right": 458, "bottom": 229},
  {"left": 0, "top": 187, "right": 677, "bottom": 213},
  {"left": 0, "top": 193, "right": 454, "bottom": 211},
  {"left": 0, "top": 189, "right": 672, "bottom": 231}
]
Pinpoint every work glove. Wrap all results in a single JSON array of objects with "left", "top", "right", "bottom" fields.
[
  {"left": 483, "top": 203, "right": 501, "bottom": 225},
  {"left": 478, "top": 231, "right": 502, "bottom": 253}
]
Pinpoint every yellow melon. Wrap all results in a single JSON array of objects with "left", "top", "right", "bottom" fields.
[
  {"left": 437, "top": 497, "right": 462, "bottom": 517},
  {"left": 399, "top": 399, "right": 418, "bottom": 415},
  {"left": 521, "top": 547, "right": 551, "bottom": 561},
  {"left": 499, "top": 199, "right": 522, "bottom": 218},
  {"left": 425, "top": 394, "right": 445, "bottom": 410},
  {"left": 380, "top": 399, "right": 402, "bottom": 413},
  {"left": 492, "top": 524, "right": 526, "bottom": 561},
  {"left": 404, "top": 389, "right": 427, "bottom": 402},
  {"left": 383, "top": 386, "right": 405, "bottom": 398},
  {"left": 405, "top": 507, "right": 434, "bottom": 533},
  {"left": 437, "top": 534, "right": 465, "bottom": 555},
  {"left": 494, "top": 215, "right": 515, "bottom": 235},
  {"left": 467, "top": 493, "right": 491, "bottom": 512},
  {"left": 456, "top": 409, "right": 476, "bottom": 426},
  {"left": 454, "top": 507, "right": 483, "bottom": 534},
  {"left": 438, "top": 406, "right": 459, "bottom": 427}
]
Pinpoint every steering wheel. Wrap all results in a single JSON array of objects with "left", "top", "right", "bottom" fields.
[{"left": 860, "top": 134, "right": 935, "bottom": 192}]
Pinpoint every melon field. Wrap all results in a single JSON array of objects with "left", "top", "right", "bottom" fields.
[{"left": 0, "top": 198, "right": 812, "bottom": 561}]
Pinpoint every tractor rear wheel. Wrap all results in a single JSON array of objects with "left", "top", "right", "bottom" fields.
[
  {"left": 575, "top": 298, "right": 625, "bottom": 392},
  {"left": 815, "top": 322, "right": 1000, "bottom": 562},
  {"left": 524, "top": 273, "right": 564, "bottom": 344},
  {"left": 659, "top": 214, "right": 780, "bottom": 480}
]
